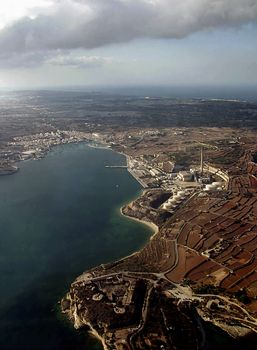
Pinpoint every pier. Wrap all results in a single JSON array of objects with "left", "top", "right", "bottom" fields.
[{"left": 105, "top": 165, "right": 127, "bottom": 168}]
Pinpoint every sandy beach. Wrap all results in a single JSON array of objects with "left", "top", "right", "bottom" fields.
[{"left": 120, "top": 204, "right": 159, "bottom": 240}]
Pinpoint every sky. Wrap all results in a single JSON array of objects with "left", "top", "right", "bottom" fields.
[{"left": 0, "top": 0, "right": 257, "bottom": 88}]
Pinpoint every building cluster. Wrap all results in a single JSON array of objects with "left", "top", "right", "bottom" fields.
[
  {"left": 8, "top": 130, "right": 91, "bottom": 161},
  {"left": 127, "top": 148, "right": 226, "bottom": 202}
]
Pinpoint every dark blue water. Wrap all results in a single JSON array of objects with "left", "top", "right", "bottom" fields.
[{"left": 0, "top": 143, "right": 151, "bottom": 350}]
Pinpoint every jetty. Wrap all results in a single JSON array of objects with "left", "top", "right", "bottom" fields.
[{"left": 105, "top": 165, "right": 127, "bottom": 168}]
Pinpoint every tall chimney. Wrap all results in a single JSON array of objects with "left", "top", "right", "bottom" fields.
[{"left": 200, "top": 147, "right": 204, "bottom": 175}]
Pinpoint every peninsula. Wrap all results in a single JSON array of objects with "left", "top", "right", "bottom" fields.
[{"left": 60, "top": 127, "right": 257, "bottom": 349}]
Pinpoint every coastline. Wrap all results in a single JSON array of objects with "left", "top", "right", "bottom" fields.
[
  {"left": 0, "top": 165, "right": 19, "bottom": 176},
  {"left": 87, "top": 142, "right": 111, "bottom": 151},
  {"left": 125, "top": 154, "right": 148, "bottom": 188},
  {"left": 120, "top": 205, "right": 159, "bottom": 240},
  {"left": 88, "top": 327, "right": 108, "bottom": 350},
  {"left": 56, "top": 142, "right": 157, "bottom": 349},
  {"left": 4, "top": 137, "right": 159, "bottom": 349},
  {"left": 70, "top": 148, "right": 159, "bottom": 349},
  {"left": 58, "top": 137, "right": 257, "bottom": 348},
  {"left": 5, "top": 138, "right": 109, "bottom": 176},
  {"left": 65, "top": 204, "right": 159, "bottom": 350},
  {"left": 89, "top": 142, "right": 159, "bottom": 239}
]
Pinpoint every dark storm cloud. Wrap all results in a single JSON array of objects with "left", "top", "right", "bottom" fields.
[{"left": 0, "top": 0, "right": 257, "bottom": 66}]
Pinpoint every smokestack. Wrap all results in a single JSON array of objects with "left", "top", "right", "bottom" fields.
[{"left": 200, "top": 147, "right": 204, "bottom": 175}]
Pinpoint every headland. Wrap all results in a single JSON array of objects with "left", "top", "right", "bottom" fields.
[{"left": 60, "top": 127, "right": 257, "bottom": 350}]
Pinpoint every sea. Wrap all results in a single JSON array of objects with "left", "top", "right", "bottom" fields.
[{"left": 0, "top": 143, "right": 152, "bottom": 350}]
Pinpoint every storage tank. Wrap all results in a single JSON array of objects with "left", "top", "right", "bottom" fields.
[
  {"left": 212, "top": 182, "right": 222, "bottom": 187},
  {"left": 172, "top": 197, "right": 180, "bottom": 203},
  {"left": 177, "top": 191, "right": 185, "bottom": 196},
  {"left": 177, "top": 191, "right": 186, "bottom": 198},
  {"left": 205, "top": 184, "right": 213, "bottom": 191},
  {"left": 168, "top": 198, "right": 177, "bottom": 204},
  {"left": 205, "top": 184, "right": 217, "bottom": 191},
  {"left": 173, "top": 194, "right": 181, "bottom": 200},
  {"left": 163, "top": 203, "right": 173, "bottom": 210}
]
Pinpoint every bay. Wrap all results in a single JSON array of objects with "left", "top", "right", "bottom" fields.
[{"left": 0, "top": 143, "right": 152, "bottom": 350}]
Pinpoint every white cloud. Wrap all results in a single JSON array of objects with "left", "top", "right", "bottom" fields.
[
  {"left": 0, "top": 49, "right": 114, "bottom": 69},
  {"left": 0, "top": 0, "right": 257, "bottom": 67},
  {"left": 47, "top": 54, "right": 114, "bottom": 68},
  {"left": 0, "top": 0, "right": 55, "bottom": 29}
]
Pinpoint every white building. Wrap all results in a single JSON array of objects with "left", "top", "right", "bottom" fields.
[{"left": 178, "top": 171, "right": 193, "bottom": 182}]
